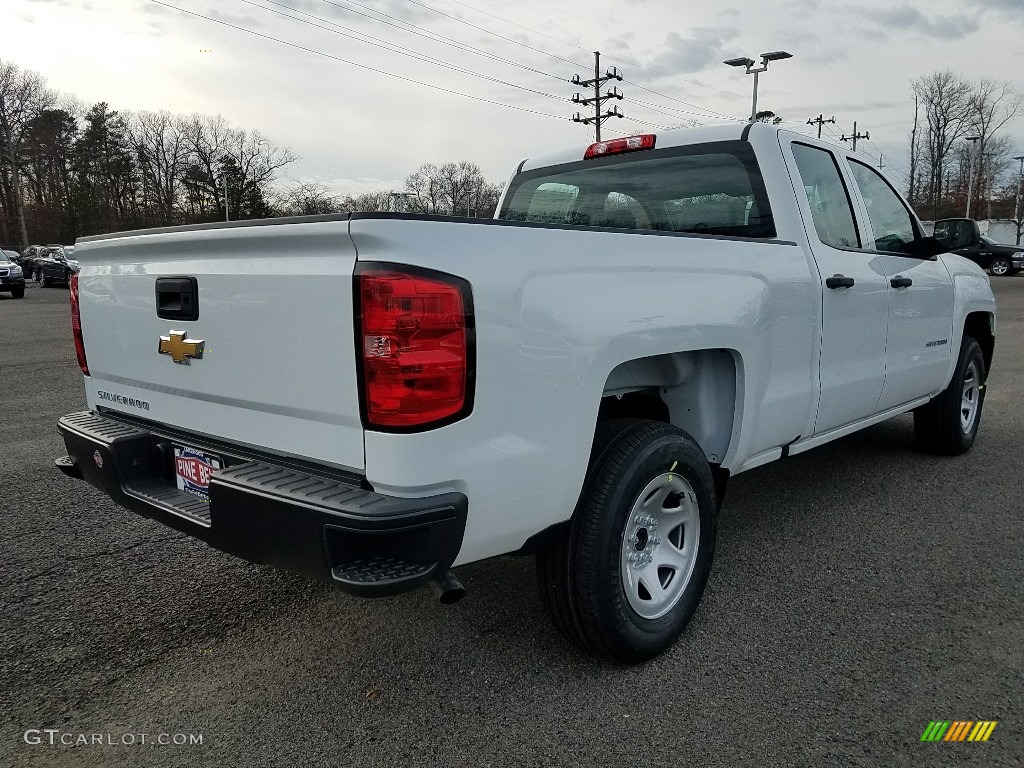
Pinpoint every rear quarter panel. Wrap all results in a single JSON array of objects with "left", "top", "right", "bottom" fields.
[{"left": 350, "top": 216, "right": 818, "bottom": 564}]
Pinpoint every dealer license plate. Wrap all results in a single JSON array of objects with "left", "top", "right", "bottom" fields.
[{"left": 173, "top": 445, "right": 222, "bottom": 499}]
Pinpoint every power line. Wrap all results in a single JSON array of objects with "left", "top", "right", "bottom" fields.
[
  {"left": 148, "top": 1, "right": 568, "bottom": 121},
  {"left": 424, "top": 0, "right": 744, "bottom": 102},
  {"left": 629, "top": 97, "right": 736, "bottom": 122},
  {"left": 402, "top": 0, "right": 590, "bottom": 69},
  {"left": 349, "top": 0, "right": 748, "bottom": 127},
  {"left": 239, "top": 0, "right": 565, "bottom": 102},
  {"left": 623, "top": 80, "right": 742, "bottom": 121},
  {"left": 311, "top": 0, "right": 566, "bottom": 82},
  {"left": 435, "top": 0, "right": 744, "bottom": 99}
]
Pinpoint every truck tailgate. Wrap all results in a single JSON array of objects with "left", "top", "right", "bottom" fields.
[{"left": 75, "top": 219, "right": 364, "bottom": 471}]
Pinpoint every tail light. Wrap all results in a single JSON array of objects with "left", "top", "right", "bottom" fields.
[
  {"left": 584, "top": 134, "right": 656, "bottom": 159},
  {"left": 356, "top": 265, "right": 474, "bottom": 430},
  {"left": 70, "top": 272, "right": 90, "bottom": 376}
]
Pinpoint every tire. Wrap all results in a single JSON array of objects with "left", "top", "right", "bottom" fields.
[
  {"left": 11, "top": 287, "right": 24, "bottom": 299},
  {"left": 914, "top": 335, "right": 986, "bottom": 455},
  {"left": 989, "top": 257, "right": 1011, "bottom": 276},
  {"left": 536, "top": 419, "right": 718, "bottom": 663}
]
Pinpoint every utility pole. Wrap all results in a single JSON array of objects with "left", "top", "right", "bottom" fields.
[
  {"left": 984, "top": 152, "right": 994, "bottom": 221},
  {"left": 839, "top": 121, "right": 869, "bottom": 152},
  {"left": 877, "top": 154, "right": 886, "bottom": 170},
  {"left": 571, "top": 52, "right": 624, "bottom": 142},
  {"left": 965, "top": 136, "right": 980, "bottom": 218},
  {"left": 223, "top": 172, "right": 229, "bottom": 222},
  {"left": 908, "top": 95, "right": 919, "bottom": 204},
  {"left": 806, "top": 114, "right": 835, "bottom": 139},
  {"left": 1013, "top": 155, "right": 1024, "bottom": 244}
]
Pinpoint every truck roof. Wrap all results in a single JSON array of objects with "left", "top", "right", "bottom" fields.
[{"left": 517, "top": 122, "right": 824, "bottom": 174}]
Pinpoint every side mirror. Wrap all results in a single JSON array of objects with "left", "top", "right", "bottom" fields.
[{"left": 909, "top": 236, "right": 950, "bottom": 259}]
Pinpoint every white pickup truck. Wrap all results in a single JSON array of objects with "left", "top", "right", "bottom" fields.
[{"left": 56, "top": 124, "right": 996, "bottom": 663}]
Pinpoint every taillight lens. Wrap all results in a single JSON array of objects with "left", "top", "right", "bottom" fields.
[
  {"left": 70, "top": 272, "right": 89, "bottom": 376},
  {"left": 357, "top": 266, "right": 473, "bottom": 429},
  {"left": 584, "top": 133, "right": 656, "bottom": 159}
]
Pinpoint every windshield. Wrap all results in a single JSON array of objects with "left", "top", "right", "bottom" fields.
[{"left": 499, "top": 141, "right": 776, "bottom": 239}]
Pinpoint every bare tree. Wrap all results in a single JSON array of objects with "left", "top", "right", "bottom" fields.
[
  {"left": 273, "top": 180, "right": 343, "bottom": 215},
  {"left": 130, "top": 110, "right": 190, "bottom": 226},
  {"left": 912, "top": 71, "right": 973, "bottom": 217},
  {"left": 0, "top": 61, "right": 53, "bottom": 248},
  {"left": 404, "top": 161, "right": 495, "bottom": 216},
  {"left": 183, "top": 115, "right": 296, "bottom": 220}
]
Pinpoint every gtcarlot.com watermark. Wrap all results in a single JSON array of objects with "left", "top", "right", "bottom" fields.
[{"left": 24, "top": 729, "right": 203, "bottom": 747}]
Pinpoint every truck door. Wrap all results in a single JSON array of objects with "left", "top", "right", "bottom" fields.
[
  {"left": 784, "top": 141, "right": 889, "bottom": 435},
  {"left": 845, "top": 159, "right": 954, "bottom": 410}
]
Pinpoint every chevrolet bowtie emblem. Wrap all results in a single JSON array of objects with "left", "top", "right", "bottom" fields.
[{"left": 158, "top": 330, "right": 205, "bottom": 365}]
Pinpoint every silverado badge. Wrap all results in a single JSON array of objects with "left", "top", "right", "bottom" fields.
[{"left": 158, "top": 330, "right": 205, "bottom": 365}]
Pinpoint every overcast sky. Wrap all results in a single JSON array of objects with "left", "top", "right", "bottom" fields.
[{"left": 6, "top": 0, "right": 1023, "bottom": 195}]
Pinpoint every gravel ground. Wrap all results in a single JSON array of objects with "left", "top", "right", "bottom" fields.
[{"left": 1, "top": 276, "right": 1022, "bottom": 767}]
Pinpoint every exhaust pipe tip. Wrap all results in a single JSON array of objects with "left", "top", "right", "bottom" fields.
[{"left": 431, "top": 568, "right": 466, "bottom": 604}]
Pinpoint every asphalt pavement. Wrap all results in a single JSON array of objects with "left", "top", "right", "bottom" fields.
[{"left": 1, "top": 277, "right": 1022, "bottom": 767}]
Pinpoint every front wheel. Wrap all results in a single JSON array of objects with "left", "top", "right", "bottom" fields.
[
  {"left": 989, "top": 257, "right": 1011, "bottom": 276},
  {"left": 536, "top": 419, "right": 718, "bottom": 663},
  {"left": 914, "top": 335, "right": 986, "bottom": 455}
]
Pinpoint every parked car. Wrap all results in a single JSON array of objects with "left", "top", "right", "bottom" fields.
[
  {"left": 34, "top": 247, "right": 80, "bottom": 287},
  {"left": 0, "top": 249, "right": 26, "bottom": 298},
  {"left": 934, "top": 220, "right": 1024, "bottom": 276}
]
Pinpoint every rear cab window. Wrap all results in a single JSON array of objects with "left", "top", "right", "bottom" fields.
[{"left": 499, "top": 141, "right": 776, "bottom": 240}]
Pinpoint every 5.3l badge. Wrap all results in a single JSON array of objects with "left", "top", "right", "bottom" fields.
[{"left": 158, "top": 330, "right": 205, "bottom": 365}]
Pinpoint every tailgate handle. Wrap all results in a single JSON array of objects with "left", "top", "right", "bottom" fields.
[{"left": 155, "top": 277, "right": 199, "bottom": 321}]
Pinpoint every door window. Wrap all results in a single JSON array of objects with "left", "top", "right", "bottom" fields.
[
  {"left": 790, "top": 143, "right": 860, "bottom": 249},
  {"left": 848, "top": 161, "right": 917, "bottom": 253}
]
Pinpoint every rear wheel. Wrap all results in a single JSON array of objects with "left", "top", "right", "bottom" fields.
[
  {"left": 914, "top": 335, "right": 986, "bottom": 455},
  {"left": 536, "top": 419, "right": 718, "bottom": 663},
  {"left": 989, "top": 257, "right": 1011, "bottom": 276}
]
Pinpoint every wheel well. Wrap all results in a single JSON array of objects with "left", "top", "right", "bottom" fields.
[
  {"left": 600, "top": 349, "right": 738, "bottom": 465},
  {"left": 964, "top": 312, "right": 994, "bottom": 376}
]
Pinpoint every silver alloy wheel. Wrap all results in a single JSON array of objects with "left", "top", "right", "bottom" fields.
[
  {"left": 990, "top": 259, "right": 1009, "bottom": 276},
  {"left": 960, "top": 358, "right": 981, "bottom": 434},
  {"left": 619, "top": 472, "right": 700, "bottom": 620}
]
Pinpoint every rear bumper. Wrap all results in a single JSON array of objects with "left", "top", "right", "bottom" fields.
[{"left": 56, "top": 411, "right": 467, "bottom": 597}]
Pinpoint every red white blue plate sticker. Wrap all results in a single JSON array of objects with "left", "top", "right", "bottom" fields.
[{"left": 173, "top": 445, "right": 221, "bottom": 499}]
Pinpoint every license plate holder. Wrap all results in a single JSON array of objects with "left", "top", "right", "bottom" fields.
[{"left": 173, "top": 444, "right": 222, "bottom": 499}]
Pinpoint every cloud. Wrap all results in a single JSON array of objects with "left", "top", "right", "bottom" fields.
[
  {"left": 862, "top": 4, "right": 979, "bottom": 40},
  {"left": 649, "top": 28, "right": 740, "bottom": 74},
  {"left": 965, "top": 0, "right": 1021, "bottom": 10}
]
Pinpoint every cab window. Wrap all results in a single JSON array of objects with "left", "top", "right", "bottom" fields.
[{"left": 790, "top": 143, "right": 860, "bottom": 249}]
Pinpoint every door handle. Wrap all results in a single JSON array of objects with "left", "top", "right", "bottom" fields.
[
  {"left": 825, "top": 274, "right": 855, "bottom": 289},
  {"left": 890, "top": 276, "right": 913, "bottom": 289}
]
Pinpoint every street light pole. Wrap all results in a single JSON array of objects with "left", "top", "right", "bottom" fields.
[
  {"left": 723, "top": 51, "right": 792, "bottom": 124},
  {"left": 964, "top": 136, "right": 980, "bottom": 218},
  {"left": 1014, "top": 155, "right": 1024, "bottom": 245}
]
